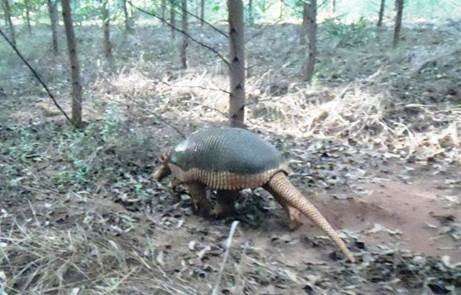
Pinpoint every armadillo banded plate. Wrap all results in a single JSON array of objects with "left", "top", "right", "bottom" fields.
[{"left": 170, "top": 127, "right": 284, "bottom": 175}]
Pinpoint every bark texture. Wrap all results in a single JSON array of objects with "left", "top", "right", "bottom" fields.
[
  {"left": 47, "top": 0, "right": 59, "bottom": 54},
  {"left": 377, "top": 0, "right": 386, "bottom": 28},
  {"left": 248, "top": 0, "right": 254, "bottom": 26},
  {"left": 121, "top": 0, "right": 133, "bottom": 33},
  {"left": 24, "top": 0, "right": 32, "bottom": 33},
  {"left": 393, "top": 0, "right": 404, "bottom": 47},
  {"left": 61, "top": 0, "right": 83, "bottom": 127},
  {"left": 170, "top": 1, "right": 176, "bottom": 39},
  {"left": 300, "top": 2, "right": 308, "bottom": 45},
  {"left": 2, "top": 0, "right": 16, "bottom": 46},
  {"left": 180, "top": 0, "right": 188, "bottom": 68},
  {"left": 303, "top": 0, "right": 317, "bottom": 83},
  {"left": 200, "top": 0, "right": 204, "bottom": 26},
  {"left": 161, "top": 0, "right": 166, "bottom": 24},
  {"left": 331, "top": 0, "right": 336, "bottom": 15},
  {"left": 101, "top": 0, "right": 113, "bottom": 64},
  {"left": 227, "top": 0, "right": 245, "bottom": 127}
]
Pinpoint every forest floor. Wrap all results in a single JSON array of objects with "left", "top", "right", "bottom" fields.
[{"left": 1, "top": 19, "right": 461, "bottom": 294}]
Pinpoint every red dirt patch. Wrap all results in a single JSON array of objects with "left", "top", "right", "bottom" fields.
[{"left": 316, "top": 180, "right": 461, "bottom": 262}]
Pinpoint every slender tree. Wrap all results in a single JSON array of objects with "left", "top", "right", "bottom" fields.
[
  {"left": 180, "top": 0, "right": 188, "bottom": 68},
  {"left": 302, "top": 0, "right": 317, "bottom": 82},
  {"left": 61, "top": 0, "right": 83, "bottom": 127},
  {"left": 47, "top": 0, "right": 59, "bottom": 54},
  {"left": 121, "top": 0, "right": 133, "bottom": 33},
  {"left": 393, "top": 0, "right": 404, "bottom": 47},
  {"left": 331, "top": 0, "right": 336, "bottom": 15},
  {"left": 377, "top": 0, "right": 385, "bottom": 28},
  {"left": 101, "top": 0, "right": 113, "bottom": 64},
  {"left": 24, "top": 0, "right": 32, "bottom": 33},
  {"left": 2, "top": 0, "right": 16, "bottom": 46},
  {"left": 248, "top": 0, "right": 254, "bottom": 26},
  {"left": 170, "top": 0, "right": 176, "bottom": 39},
  {"left": 161, "top": 0, "right": 166, "bottom": 24},
  {"left": 200, "top": 0, "right": 204, "bottom": 26},
  {"left": 300, "top": 2, "right": 308, "bottom": 45},
  {"left": 227, "top": 0, "right": 245, "bottom": 127}
]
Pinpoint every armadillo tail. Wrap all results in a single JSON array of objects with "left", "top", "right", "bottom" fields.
[{"left": 268, "top": 172, "right": 355, "bottom": 263}]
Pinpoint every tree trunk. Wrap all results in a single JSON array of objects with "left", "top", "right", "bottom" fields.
[
  {"left": 248, "top": 0, "right": 254, "bottom": 26},
  {"left": 393, "top": 0, "right": 404, "bottom": 47},
  {"left": 161, "top": 0, "right": 166, "bottom": 25},
  {"left": 200, "top": 0, "right": 204, "bottom": 26},
  {"left": 170, "top": 2, "right": 176, "bottom": 39},
  {"left": 300, "top": 2, "right": 308, "bottom": 45},
  {"left": 101, "top": 0, "right": 113, "bottom": 64},
  {"left": 2, "top": 0, "right": 16, "bottom": 46},
  {"left": 227, "top": 0, "right": 245, "bottom": 127},
  {"left": 122, "top": 0, "right": 133, "bottom": 33},
  {"left": 302, "top": 0, "right": 317, "bottom": 83},
  {"left": 180, "top": 0, "right": 188, "bottom": 69},
  {"left": 61, "top": 0, "right": 83, "bottom": 128},
  {"left": 47, "top": 0, "right": 59, "bottom": 55},
  {"left": 377, "top": 0, "right": 385, "bottom": 28},
  {"left": 331, "top": 0, "right": 336, "bottom": 15},
  {"left": 24, "top": 0, "right": 32, "bottom": 33}
]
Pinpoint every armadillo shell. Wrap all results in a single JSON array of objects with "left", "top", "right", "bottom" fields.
[{"left": 170, "top": 127, "right": 285, "bottom": 189}]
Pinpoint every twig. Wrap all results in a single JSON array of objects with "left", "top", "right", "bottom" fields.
[
  {"left": 127, "top": 1, "right": 230, "bottom": 66},
  {"left": 168, "top": 0, "right": 228, "bottom": 39},
  {"left": 0, "top": 27, "right": 74, "bottom": 126},
  {"left": 212, "top": 220, "right": 239, "bottom": 295}
]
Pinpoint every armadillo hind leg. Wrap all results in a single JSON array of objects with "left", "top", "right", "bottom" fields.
[
  {"left": 267, "top": 172, "right": 355, "bottom": 263},
  {"left": 264, "top": 185, "right": 303, "bottom": 230},
  {"left": 211, "top": 190, "right": 240, "bottom": 218},
  {"left": 185, "top": 182, "right": 211, "bottom": 217}
]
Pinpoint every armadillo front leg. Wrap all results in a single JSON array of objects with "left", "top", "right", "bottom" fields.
[
  {"left": 185, "top": 182, "right": 211, "bottom": 217},
  {"left": 211, "top": 190, "right": 240, "bottom": 218},
  {"left": 264, "top": 185, "right": 303, "bottom": 230}
]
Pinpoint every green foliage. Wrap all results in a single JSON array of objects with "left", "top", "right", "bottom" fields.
[{"left": 323, "top": 17, "right": 376, "bottom": 48}]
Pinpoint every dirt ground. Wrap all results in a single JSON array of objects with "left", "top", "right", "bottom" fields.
[{"left": 1, "top": 20, "right": 461, "bottom": 294}]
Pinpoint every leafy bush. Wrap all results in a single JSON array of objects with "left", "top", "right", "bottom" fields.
[{"left": 322, "top": 17, "right": 376, "bottom": 48}]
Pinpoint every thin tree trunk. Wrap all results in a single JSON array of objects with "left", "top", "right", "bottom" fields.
[
  {"left": 393, "top": 0, "right": 404, "bottom": 47},
  {"left": 279, "top": 0, "right": 284, "bottom": 19},
  {"left": 200, "top": 0, "right": 204, "bottom": 26},
  {"left": 2, "top": 0, "right": 16, "bottom": 46},
  {"left": 161, "top": 0, "right": 166, "bottom": 25},
  {"left": 61, "top": 0, "right": 83, "bottom": 128},
  {"left": 227, "top": 0, "right": 245, "bottom": 127},
  {"left": 24, "top": 0, "right": 32, "bottom": 33},
  {"left": 331, "top": 0, "right": 336, "bottom": 15},
  {"left": 300, "top": 2, "right": 308, "bottom": 45},
  {"left": 248, "top": 0, "right": 254, "bottom": 26},
  {"left": 377, "top": 0, "right": 385, "bottom": 28},
  {"left": 122, "top": 0, "right": 132, "bottom": 33},
  {"left": 47, "top": 0, "right": 59, "bottom": 55},
  {"left": 303, "top": 0, "right": 317, "bottom": 83},
  {"left": 170, "top": 2, "right": 176, "bottom": 39},
  {"left": 180, "top": 0, "right": 188, "bottom": 68},
  {"left": 101, "top": 0, "right": 113, "bottom": 64}
]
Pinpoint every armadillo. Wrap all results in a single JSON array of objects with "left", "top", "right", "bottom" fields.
[{"left": 154, "top": 127, "right": 355, "bottom": 262}]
